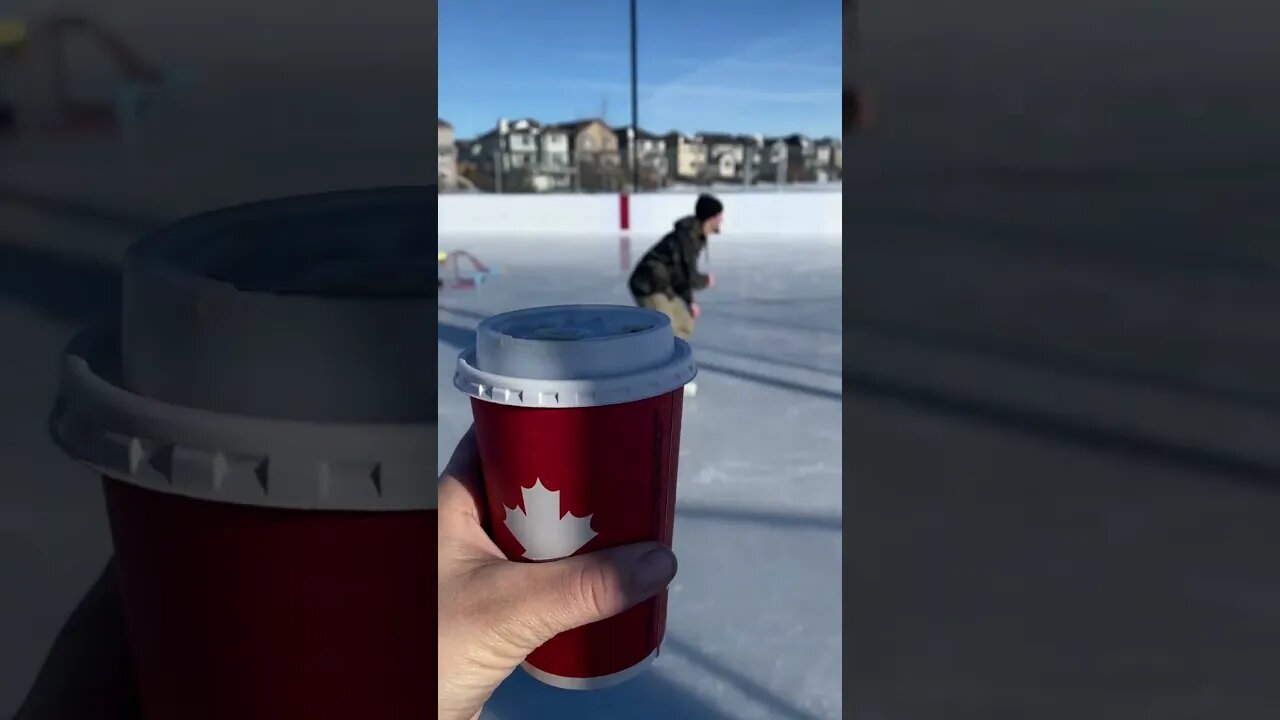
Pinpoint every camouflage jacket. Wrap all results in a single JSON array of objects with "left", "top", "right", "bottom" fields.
[{"left": 628, "top": 215, "right": 710, "bottom": 308}]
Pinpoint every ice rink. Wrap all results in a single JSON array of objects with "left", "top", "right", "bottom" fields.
[
  {"left": 438, "top": 234, "right": 843, "bottom": 720},
  {"left": 7, "top": 176, "right": 1280, "bottom": 719}
]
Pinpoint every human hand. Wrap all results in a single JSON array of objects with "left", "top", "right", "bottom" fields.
[
  {"left": 690, "top": 302, "right": 701, "bottom": 320},
  {"left": 438, "top": 428, "right": 678, "bottom": 720},
  {"left": 13, "top": 559, "right": 140, "bottom": 720}
]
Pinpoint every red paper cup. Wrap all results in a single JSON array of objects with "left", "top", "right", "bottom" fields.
[
  {"left": 455, "top": 304, "right": 696, "bottom": 689},
  {"left": 48, "top": 190, "right": 437, "bottom": 719},
  {"left": 102, "top": 478, "right": 434, "bottom": 718}
]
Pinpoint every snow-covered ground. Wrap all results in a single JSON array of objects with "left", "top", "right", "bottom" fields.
[{"left": 437, "top": 234, "right": 843, "bottom": 720}]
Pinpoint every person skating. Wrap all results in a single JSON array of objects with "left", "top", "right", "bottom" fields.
[{"left": 628, "top": 193, "right": 722, "bottom": 396}]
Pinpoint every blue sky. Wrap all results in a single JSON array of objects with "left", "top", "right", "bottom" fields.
[{"left": 440, "top": 0, "right": 842, "bottom": 140}]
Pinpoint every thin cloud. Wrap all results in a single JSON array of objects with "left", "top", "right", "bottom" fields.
[
  {"left": 675, "top": 57, "right": 840, "bottom": 74},
  {"left": 637, "top": 23, "right": 837, "bottom": 114},
  {"left": 478, "top": 78, "right": 834, "bottom": 105},
  {"left": 654, "top": 83, "right": 834, "bottom": 103},
  {"left": 574, "top": 50, "right": 840, "bottom": 74},
  {"left": 451, "top": 23, "right": 839, "bottom": 133}
]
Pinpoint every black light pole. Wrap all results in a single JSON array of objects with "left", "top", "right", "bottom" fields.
[{"left": 629, "top": 0, "right": 639, "bottom": 192}]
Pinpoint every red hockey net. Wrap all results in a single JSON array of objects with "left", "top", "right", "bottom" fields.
[{"left": 438, "top": 249, "right": 492, "bottom": 290}]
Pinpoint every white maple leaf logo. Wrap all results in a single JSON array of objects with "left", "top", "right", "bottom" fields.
[{"left": 503, "top": 479, "right": 597, "bottom": 560}]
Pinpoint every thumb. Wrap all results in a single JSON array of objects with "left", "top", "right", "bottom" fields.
[{"left": 500, "top": 543, "right": 678, "bottom": 652}]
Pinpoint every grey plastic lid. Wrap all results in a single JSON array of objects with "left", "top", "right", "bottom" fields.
[
  {"left": 454, "top": 305, "right": 696, "bottom": 408},
  {"left": 121, "top": 186, "right": 435, "bottom": 424},
  {"left": 51, "top": 327, "right": 435, "bottom": 510},
  {"left": 49, "top": 188, "right": 436, "bottom": 511}
]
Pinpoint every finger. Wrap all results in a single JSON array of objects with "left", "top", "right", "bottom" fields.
[
  {"left": 438, "top": 427, "right": 488, "bottom": 535},
  {"left": 13, "top": 559, "right": 139, "bottom": 719},
  {"left": 444, "top": 426, "right": 480, "bottom": 484},
  {"left": 491, "top": 542, "right": 678, "bottom": 651}
]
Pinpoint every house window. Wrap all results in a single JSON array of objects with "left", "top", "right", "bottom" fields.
[{"left": 582, "top": 136, "right": 595, "bottom": 151}]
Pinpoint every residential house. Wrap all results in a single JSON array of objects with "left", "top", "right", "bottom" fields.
[
  {"left": 759, "top": 136, "right": 790, "bottom": 183},
  {"left": 473, "top": 119, "right": 542, "bottom": 174},
  {"left": 783, "top": 134, "right": 817, "bottom": 182},
  {"left": 699, "top": 132, "right": 747, "bottom": 182},
  {"left": 456, "top": 138, "right": 476, "bottom": 163},
  {"left": 812, "top": 137, "right": 841, "bottom": 182},
  {"left": 613, "top": 126, "right": 669, "bottom": 186},
  {"left": 739, "top": 134, "right": 766, "bottom": 184},
  {"left": 552, "top": 118, "right": 620, "bottom": 167},
  {"left": 471, "top": 118, "right": 560, "bottom": 191},
  {"left": 437, "top": 119, "right": 457, "bottom": 190},
  {"left": 454, "top": 139, "right": 488, "bottom": 190},
  {"left": 537, "top": 124, "right": 573, "bottom": 190},
  {"left": 550, "top": 118, "right": 621, "bottom": 191},
  {"left": 662, "top": 132, "right": 708, "bottom": 182}
]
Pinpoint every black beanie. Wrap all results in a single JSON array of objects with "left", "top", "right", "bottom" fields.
[{"left": 695, "top": 193, "right": 723, "bottom": 222}]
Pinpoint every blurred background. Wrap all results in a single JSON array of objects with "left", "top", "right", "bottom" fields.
[
  {"left": 849, "top": 0, "right": 1280, "bottom": 718},
  {"left": 1, "top": 0, "right": 432, "bottom": 212},
  {"left": 0, "top": 1, "right": 432, "bottom": 715},
  {"left": 6, "top": 0, "right": 1280, "bottom": 716}
]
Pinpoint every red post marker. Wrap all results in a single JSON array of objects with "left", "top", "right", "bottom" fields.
[
  {"left": 619, "top": 194, "right": 633, "bottom": 273},
  {"left": 455, "top": 305, "right": 696, "bottom": 689},
  {"left": 620, "top": 235, "right": 632, "bottom": 274}
]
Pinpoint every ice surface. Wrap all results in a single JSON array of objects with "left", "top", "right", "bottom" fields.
[
  {"left": 438, "top": 233, "right": 843, "bottom": 720},
  {"left": 0, "top": 183, "right": 841, "bottom": 718}
]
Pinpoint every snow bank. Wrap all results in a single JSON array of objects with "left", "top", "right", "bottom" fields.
[{"left": 438, "top": 192, "right": 842, "bottom": 239}]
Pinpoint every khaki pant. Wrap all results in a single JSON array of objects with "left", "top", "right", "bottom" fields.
[{"left": 635, "top": 293, "right": 695, "bottom": 340}]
